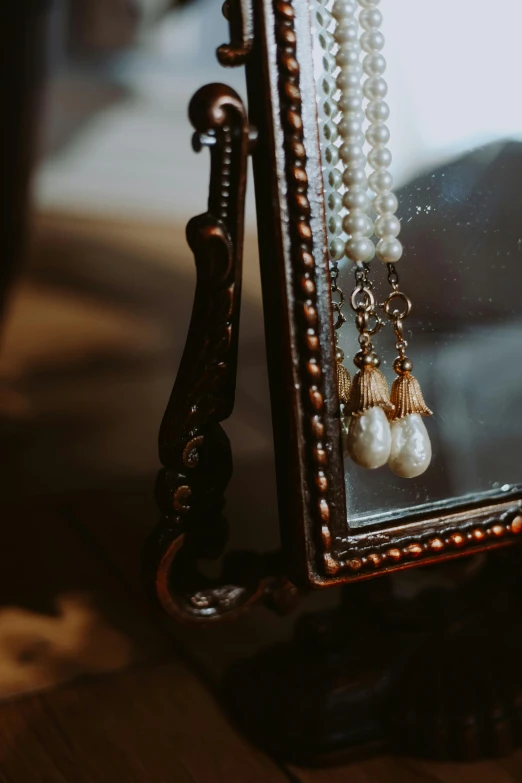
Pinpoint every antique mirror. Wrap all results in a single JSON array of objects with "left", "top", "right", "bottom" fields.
[
  {"left": 142, "top": 0, "right": 522, "bottom": 760},
  {"left": 145, "top": 0, "right": 522, "bottom": 619}
]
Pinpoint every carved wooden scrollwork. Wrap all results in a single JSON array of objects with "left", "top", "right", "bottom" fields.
[
  {"left": 144, "top": 84, "right": 300, "bottom": 622},
  {"left": 218, "top": 0, "right": 254, "bottom": 67}
]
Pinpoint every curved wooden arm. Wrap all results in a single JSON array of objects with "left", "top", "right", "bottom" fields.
[
  {"left": 217, "top": 0, "right": 254, "bottom": 67},
  {"left": 144, "top": 84, "right": 300, "bottom": 622}
]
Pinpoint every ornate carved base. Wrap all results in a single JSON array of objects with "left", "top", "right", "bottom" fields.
[{"left": 223, "top": 547, "right": 522, "bottom": 765}]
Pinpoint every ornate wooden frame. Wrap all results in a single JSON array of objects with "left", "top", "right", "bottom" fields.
[{"left": 144, "top": 0, "right": 522, "bottom": 620}]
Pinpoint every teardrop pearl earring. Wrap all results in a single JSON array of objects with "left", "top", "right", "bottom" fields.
[
  {"left": 344, "top": 266, "right": 394, "bottom": 469},
  {"left": 382, "top": 269, "right": 432, "bottom": 478}
]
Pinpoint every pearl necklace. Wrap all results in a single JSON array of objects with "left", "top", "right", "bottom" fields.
[
  {"left": 314, "top": 0, "right": 433, "bottom": 479},
  {"left": 331, "top": 0, "right": 403, "bottom": 267}
]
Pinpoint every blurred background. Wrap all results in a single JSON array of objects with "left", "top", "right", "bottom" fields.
[
  {"left": 1, "top": 3, "right": 522, "bottom": 780},
  {"left": 2, "top": 0, "right": 274, "bottom": 504},
  {"left": 0, "top": 0, "right": 293, "bottom": 758}
]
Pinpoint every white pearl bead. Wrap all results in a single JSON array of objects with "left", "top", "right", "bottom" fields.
[
  {"left": 374, "top": 214, "right": 400, "bottom": 238},
  {"left": 325, "top": 145, "right": 340, "bottom": 166},
  {"left": 388, "top": 414, "right": 432, "bottom": 478},
  {"left": 374, "top": 191, "right": 398, "bottom": 214},
  {"left": 339, "top": 60, "right": 363, "bottom": 77},
  {"left": 341, "top": 109, "right": 365, "bottom": 125},
  {"left": 337, "top": 70, "right": 362, "bottom": 91},
  {"left": 346, "top": 407, "right": 391, "bottom": 469},
  {"left": 340, "top": 142, "right": 364, "bottom": 166},
  {"left": 345, "top": 236, "right": 374, "bottom": 262},
  {"left": 337, "top": 116, "right": 362, "bottom": 138},
  {"left": 339, "top": 93, "right": 363, "bottom": 113},
  {"left": 367, "top": 146, "right": 392, "bottom": 169},
  {"left": 343, "top": 85, "right": 363, "bottom": 99},
  {"left": 376, "top": 237, "right": 403, "bottom": 262},
  {"left": 342, "top": 188, "right": 371, "bottom": 212},
  {"left": 342, "top": 212, "right": 374, "bottom": 237},
  {"left": 358, "top": 0, "right": 381, "bottom": 6},
  {"left": 340, "top": 129, "right": 365, "bottom": 148},
  {"left": 365, "top": 241, "right": 376, "bottom": 261},
  {"left": 363, "top": 77, "right": 388, "bottom": 101},
  {"left": 343, "top": 166, "right": 368, "bottom": 188},
  {"left": 362, "top": 52, "right": 386, "bottom": 77},
  {"left": 328, "top": 214, "right": 343, "bottom": 235},
  {"left": 332, "top": 0, "right": 357, "bottom": 19},
  {"left": 366, "top": 122, "right": 390, "bottom": 146},
  {"left": 366, "top": 100, "right": 390, "bottom": 122},
  {"left": 327, "top": 191, "right": 343, "bottom": 212},
  {"left": 359, "top": 8, "right": 382, "bottom": 30},
  {"left": 336, "top": 14, "right": 358, "bottom": 27},
  {"left": 368, "top": 169, "right": 393, "bottom": 193},
  {"left": 329, "top": 237, "right": 345, "bottom": 260},
  {"left": 328, "top": 168, "right": 343, "bottom": 189},
  {"left": 334, "top": 13, "right": 357, "bottom": 26},
  {"left": 336, "top": 48, "right": 360, "bottom": 68},
  {"left": 360, "top": 30, "right": 385, "bottom": 53},
  {"left": 334, "top": 23, "right": 358, "bottom": 45}
]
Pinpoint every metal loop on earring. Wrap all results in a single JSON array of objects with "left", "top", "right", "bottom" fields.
[
  {"left": 386, "top": 262, "right": 400, "bottom": 291},
  {"left": 366, "top": 312, "right": 384, "bottom": 336},
  {"left": 331, "top": 286, "right": 346, "bottom": 330},
  {"left": 331, "top": 286, "right": 345, "bottom": 307},
  {"left": 350, "top": 285, "right": 375, "bottom": 313},
  {"left": 383, "top": 290, "right": 412, "bottom": 320},
  {"left": 332, "top": 303, "right": 346, "bottom": 330}
]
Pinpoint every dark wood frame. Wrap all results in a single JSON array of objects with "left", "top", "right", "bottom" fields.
[{"left": 145, "top": 0, "right": 522, "bottom": 620}]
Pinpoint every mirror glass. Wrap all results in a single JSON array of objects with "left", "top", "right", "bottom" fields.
[{"left": 311, "top": 0, "right": 522, "bottom": 527}]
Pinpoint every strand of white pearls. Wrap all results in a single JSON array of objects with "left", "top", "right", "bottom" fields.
[
  {"left": 358, "top": 0, "right": 403, "bottom": 263},
  {"left": 311, "top": 0, "right": 345, "bottom": 268},
  {"left": 330, "top": 0, "right": 375, "bottom": 266},
  {"left": 325, "top": 0, "right": 404, "bottom": 267}
]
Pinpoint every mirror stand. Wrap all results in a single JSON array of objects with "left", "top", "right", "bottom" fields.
[
  {"left": 142, "top": 0, "right": 522, "bottom": 764},
  {"left": 143, "top": 81, "right": 299, "bottom": 622},
  {"left": 224, "top": 546, "right": 522, "bottom": 765},
  {"left": 142, "top": 79, "right": 522, "bottom": 757}
]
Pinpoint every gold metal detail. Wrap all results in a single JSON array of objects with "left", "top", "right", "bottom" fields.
[
  {"left": 382, "top": 266, "right": 433, "bottom": 422},
  {"left": 346, "top": 365, "right": 394, "bottom": 416},
  {"left": 389, "top": 372, "right": 432, "bottom": 420},
  {"left": 336, "top": 361, "right": 351, "bottom": 404}
]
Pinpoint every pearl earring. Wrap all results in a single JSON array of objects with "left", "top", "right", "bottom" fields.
[
  {"left": 382, "top": 268, "right": 432, "bottom": 478},
  {"left": 344, "top": 265, "right": 393, "bottom": 469},
  {"left": 315, "top": 0, "right": 433, "bottom": 477}
]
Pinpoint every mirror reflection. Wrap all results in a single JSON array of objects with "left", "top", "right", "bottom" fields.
[{"left": 311, "top": 0, "right": 522, "bottom": 526}]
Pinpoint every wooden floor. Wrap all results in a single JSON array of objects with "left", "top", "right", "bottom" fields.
[
  {"left": 1, "top": 211, "right": 522, "bottom": 781},
  {"left": 2, "top": 488, "right": 522, "bottom": 783}
]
